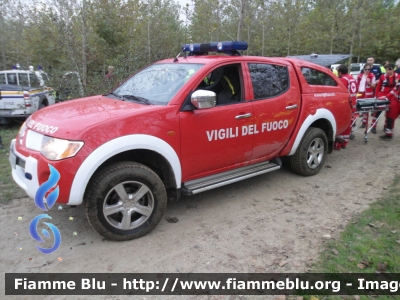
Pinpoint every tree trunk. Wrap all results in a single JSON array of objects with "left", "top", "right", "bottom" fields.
[
  {"left": 349, "top": 0, "right": 363, "bottom": 66},
  {"left": 247, "top": 26, "right": 250, "bottom": 54},
  {"left": 357, "top": 18, "right": 363, "bottom": 63},
  {"left": 82, "top": 0, "right": 87, "bottom": 91},
  {"left": 329, "top": 19, "right": 335, "bottom": 54},
  {"left": 262, "top": 24, "right": 265, "bottom": 57},
  {"left": 0, "top": 13, "right": 5, "bottom": 69},
  {"left": 286, "top": 1, "right": 291, "bottom": 56},
  {"left": 237, "top": 0, "right": 245, "bottom": 41},
  {"left": 148, "top": 20, "right": 151, "bottom": 64}
]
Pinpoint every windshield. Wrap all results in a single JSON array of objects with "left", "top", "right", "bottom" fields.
[{"left": 112, "top": 63, "right": 203, "bottom": 105}]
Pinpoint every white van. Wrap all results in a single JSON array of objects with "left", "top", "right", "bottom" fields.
[
  {"left": 350, "top": 63, "right": 365, "bottom": 79},
  {"left": 0, "top": 69, "right": 55, "bottom": 124}
]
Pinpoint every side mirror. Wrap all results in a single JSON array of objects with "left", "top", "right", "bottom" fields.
[{"left": 191, "top": 90, "right": 216, "bottom": 109}]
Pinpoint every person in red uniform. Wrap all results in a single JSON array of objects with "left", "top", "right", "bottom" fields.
[
  {"left": 373, "top": 64, "right": 400, "bottom": 133},
  {"left": 105, "top": 66, "right": 115, "bottom": 80},
  {"left": 380, "top": 80, "right": 400, "bottom": 140},
  {"left": 357, "top": 63, "right": 376, "bottom": 128},
  {"left": 334, "top": 64, "right": 357, "bottom": 150}
]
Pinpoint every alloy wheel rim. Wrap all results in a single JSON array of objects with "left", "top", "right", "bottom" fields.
[
  {"left": 103, "top": 181, "right": 154, "bottom": 230},
  {"left": 307, "top": 137, "right": 324, "bottom": 169}
]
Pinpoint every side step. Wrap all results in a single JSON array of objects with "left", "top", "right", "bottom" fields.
[{"left": 182, "top": 159, "right": 281, "bottom": 196}]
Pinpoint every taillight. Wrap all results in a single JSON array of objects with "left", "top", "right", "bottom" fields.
[{"left": 24, "top": 93, "right": 32, "bottom": 107}]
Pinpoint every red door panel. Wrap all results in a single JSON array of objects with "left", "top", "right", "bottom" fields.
[
  {"left": 179, "top": 102, "right": 254, "bottom": 181},
  {"left": 245, "top": 63, "right": 301, "bottom": 161}
]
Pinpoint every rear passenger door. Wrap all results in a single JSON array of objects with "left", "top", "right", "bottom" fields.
[
  {"left": 0, "top": 73, "right": 5, "bottom": 84},
  {"left": 246, "top": 62, "right": 301, "bottom": 160},
  {"left": 18, "top": 73, "right": 30, "bottom": 87}
]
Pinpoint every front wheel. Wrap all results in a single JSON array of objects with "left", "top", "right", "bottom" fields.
[
  {"left": 290, "top": 127, "right": 328, "bottom": 176},
  {"left": 84, "top": 162, "right": 167, "bottom": 241}
]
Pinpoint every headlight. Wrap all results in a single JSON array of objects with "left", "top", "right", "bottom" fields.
[
  {"left": 25, "top": 130, "right": 84, "bottom": 160},
  {"left": 40, "top": 136, "right": 84, "bottom": 160}
]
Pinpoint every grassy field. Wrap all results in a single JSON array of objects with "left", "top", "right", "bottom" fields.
[
  {"left": 310, "top": 175, "right": 400, "bottom": 299},
  {"left": 0, "top": 121, "right": 26, "bottom": 203}
]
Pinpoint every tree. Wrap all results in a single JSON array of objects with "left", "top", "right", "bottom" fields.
[{"left": 1, "top": 0, "right": 398, "bottom": 99}]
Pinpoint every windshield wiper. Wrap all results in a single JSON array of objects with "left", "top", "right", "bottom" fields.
[
  {"left": 121, "top": 95, "right": 153, "bottom": 105},
  {"left": 107, "top": 92, "right": 122, "bottom": 99}
]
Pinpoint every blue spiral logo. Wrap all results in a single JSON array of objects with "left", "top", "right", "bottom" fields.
[
  {"left": 34, "top": 164, "right": 60, "bottom": 211},
  {"left": 30, "top": 164, "right": 62, "bottom": 254},
  {"left": 29, "top": 214, "right": 62, "bottom": 254}
]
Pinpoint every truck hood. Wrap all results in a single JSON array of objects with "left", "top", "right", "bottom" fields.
[{"left": 26, "top": 95, "right": 162, "bottom": 139}]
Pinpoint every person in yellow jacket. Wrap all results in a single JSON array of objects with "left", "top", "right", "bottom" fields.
[{"left": 331, "top": 66, "right": 338, "bottom": 77}]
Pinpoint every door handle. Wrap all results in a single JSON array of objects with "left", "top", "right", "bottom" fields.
[
  {"left": 235, "top": 113, "right": 252, "bottom": 119},
  {"left": 286, "top": 104, "right": 298, "bottom": 110}
]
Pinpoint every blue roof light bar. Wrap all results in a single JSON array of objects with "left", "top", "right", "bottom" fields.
[{"left": 182, "top": 41, "right": 248, "bottom": 56}]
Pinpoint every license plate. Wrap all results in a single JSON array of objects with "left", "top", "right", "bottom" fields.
[
  {"left": 0, "top": 110, "right": 12, "bottom": 115},
  {"left": 9, "top": 149, "right": 16, "bottom": 169}
]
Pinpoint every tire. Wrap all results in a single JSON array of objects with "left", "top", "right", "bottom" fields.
[
  {"left": 84, "top": 162, "right": 167, "bottom": 241},
  {"left": 290, "top": 127, "right": 328, "bottom": 176}
]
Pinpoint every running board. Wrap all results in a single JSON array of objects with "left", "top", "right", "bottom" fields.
[{"left": 182, "top": 159, "right": 281, "bottom": 196}]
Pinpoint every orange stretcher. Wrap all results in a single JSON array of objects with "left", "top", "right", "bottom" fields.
[{"left": 350, "top": 98, "right": 391, "bottom": 143}]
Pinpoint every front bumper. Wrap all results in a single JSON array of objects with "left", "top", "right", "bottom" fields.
[{"left": 10, "top": 139, "right": 39, "bottom": 199}]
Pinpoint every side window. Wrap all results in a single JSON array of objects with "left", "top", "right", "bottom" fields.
[
  {"left": 0, "top": 74, "right": 6, "bottom": 84},
  {"left": 29, "top": 73, "right": 40, "bottom": 87},
  {"left": 41, "top": 73, "right": 49, "bottom": 82},
  {"left": 195, "top": 64, "right": 242, "bottom": 106},
  {"left": 19, "top": 73, "right": 29, "bottom": 86},
  {"left": 248, "top": 63, "right": 289, "bottom": 99},
  {"left": 7, "top": 73, "right": 17, "bottom": 85},
  {"left": 301, "top": 67, "right": 337, "bottom": 86}
]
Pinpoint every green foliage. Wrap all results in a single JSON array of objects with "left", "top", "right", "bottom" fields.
[
  {"left": 0, "top": 123, "right": 26, "bottom": 203},
  {"left": 0, "top": 0, "right": 398, "bottom": 98},
  {"left": 0, "top": 0, "right": 185, "bottom": 96}
]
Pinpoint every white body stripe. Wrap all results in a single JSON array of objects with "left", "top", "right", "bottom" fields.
[
  {"left": 288, "top": 108, "right": 336, "bottom": 156},
  {"left": 68, "top": 134, "right": 181, "bottom": 205}
]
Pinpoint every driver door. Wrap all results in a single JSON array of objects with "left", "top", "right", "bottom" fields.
[{"left": 179, "top": 63, "right": 254, "bottom": 181}]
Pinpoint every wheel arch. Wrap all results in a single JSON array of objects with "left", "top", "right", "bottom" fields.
[
  {"left": 288, "top": 108, "right": 336, "bottom": 156},
  {"left": 90, "top": 149, "right": 178, "bottom": 201},
  {"left": 68, "top": 134, "right": 181, "bottom": 205},
  {"left": 308, "top": 118, "right": 335, "bottom": 154},
  {"left": 40, "top": 97, "right": 49, "bottom": 107}
]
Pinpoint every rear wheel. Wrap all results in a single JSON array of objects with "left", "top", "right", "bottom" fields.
[
  {"left": 290, "top": 127, "right": 328, "bottom": 176},
  {"left": 84, "top": 162, "right": 167, "bottom": 241}
]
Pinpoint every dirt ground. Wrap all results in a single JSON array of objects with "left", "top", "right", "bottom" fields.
[{"left": 1, "top": 118, "right": 399, "bottom": 300}]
